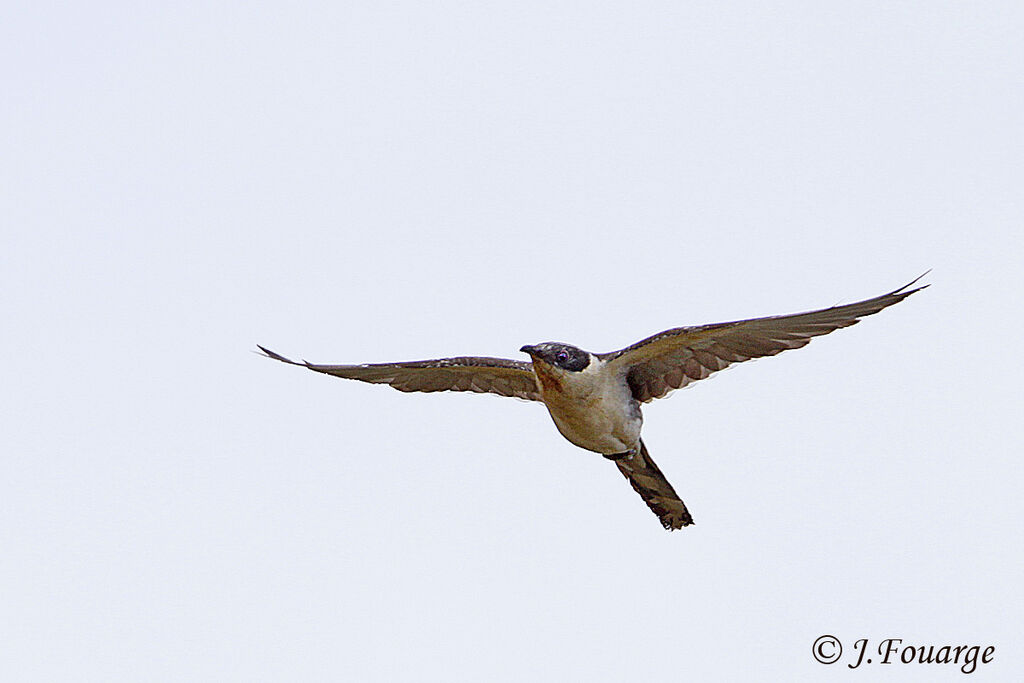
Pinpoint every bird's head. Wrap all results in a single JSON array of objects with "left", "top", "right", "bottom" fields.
[{"left": 519, "top": 342, "right": 591, "bottom": 372}]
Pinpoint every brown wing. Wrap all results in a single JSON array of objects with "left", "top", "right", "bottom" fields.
[
  {"left": 258, "top": 346, "right": 542, "bottom": 401},
  {"left": 616, "top": 440, "right": 693, "bottom": 530},
  {"left": 601, "top": 275, "right": 928, "bottom": 403}
]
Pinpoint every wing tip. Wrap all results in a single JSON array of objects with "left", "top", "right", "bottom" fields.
[
  {"left": 256, "top": 345, "right": 306, "bottom": 366},
  {"left": 893, "top": 270, "right": 931, "bottom": 296}
]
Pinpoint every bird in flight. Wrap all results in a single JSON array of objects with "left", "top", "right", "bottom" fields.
[{"left": 260, "top": 275, "right": 926, "bottom": 531}]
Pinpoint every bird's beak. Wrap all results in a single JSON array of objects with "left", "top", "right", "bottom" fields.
[{"left": 520, "top": 345, "right": 538, "bottom": 356}]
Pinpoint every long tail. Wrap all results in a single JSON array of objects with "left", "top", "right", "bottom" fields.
[{"left": 615, "top": 440, "right": 694, "bottom": 530}]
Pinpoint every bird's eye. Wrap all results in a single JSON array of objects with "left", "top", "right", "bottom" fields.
[{"left": 556, "top": 350, "right": 569, "bottom": 363}]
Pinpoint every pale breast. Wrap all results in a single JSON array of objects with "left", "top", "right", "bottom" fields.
[{"left": 534, "top": 360, "right": 642, "bottom": 454}]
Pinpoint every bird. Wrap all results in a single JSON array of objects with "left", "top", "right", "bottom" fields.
[{"left": 259, "top": 275, "right": 927, "bottom": 531}]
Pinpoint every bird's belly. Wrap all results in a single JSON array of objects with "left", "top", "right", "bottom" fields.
[{"left": 543, "top": 387, "right": 641, "bottom": 455}]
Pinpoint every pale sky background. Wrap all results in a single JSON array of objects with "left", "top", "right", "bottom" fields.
[{"left": 3, "top": 2, "right": 1022, "bottom": 681}]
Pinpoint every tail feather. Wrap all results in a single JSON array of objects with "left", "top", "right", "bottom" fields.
[{"left": 615, "top": 440, "right": 694, "bottom": 530}]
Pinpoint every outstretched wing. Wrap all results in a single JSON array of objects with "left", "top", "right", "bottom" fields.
[
  {"left": 616, "top": 440, "right": 694, "bottom": 530},
  {"left": 601, "top": 275, "right": 928, "bottom": 403},
  {"left": 258, "top": 346, "right": 542, "bottom": 401}
]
